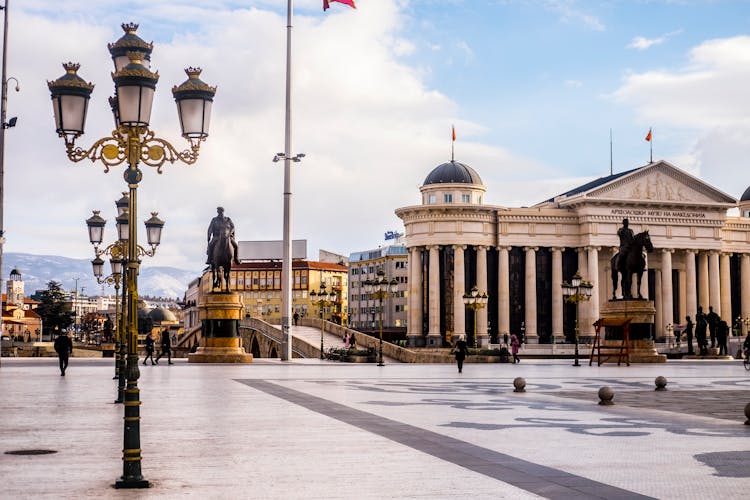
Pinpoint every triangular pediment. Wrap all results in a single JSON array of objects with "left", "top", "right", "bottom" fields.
[{"left": 574, "top": 161, "right": 735, "bottom": 206}]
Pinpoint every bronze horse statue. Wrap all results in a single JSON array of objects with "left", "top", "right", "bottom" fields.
[
  {"left": 610, "top": 230, "right": 653, "bottom": 300},
  {"left": 209, "top": 224, "right": 234, "bottom": 292}
]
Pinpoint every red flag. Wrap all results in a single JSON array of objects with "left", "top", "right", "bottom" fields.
[
  {"left": 452, "top": 126, "right": 456, "bottom": 142},
  {"left": 324, "top": 0, "right": 356, "bottom": 11},
  {"left": 645, "top": 128, "right": 652, "bottom": 142}
]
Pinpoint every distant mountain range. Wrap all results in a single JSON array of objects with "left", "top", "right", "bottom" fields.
[{"left": 2, "top": 253, "right": 198, "bottom": 300}]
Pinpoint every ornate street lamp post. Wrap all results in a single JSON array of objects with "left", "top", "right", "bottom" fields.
[
  {"left": 462, "top": 285, "right": 488, "bottom": 349},
  {"left": 364, "top": 269, "right": 398, "bottom": 366},
  {"left": 561, "top": 271, "right": 593, "bottom": 367},
  {"left": 310, "top": 284, "right": 336, "bottom": 360},
  {"left": 48, "top": 23, "right": 215, "bottom": 489}
]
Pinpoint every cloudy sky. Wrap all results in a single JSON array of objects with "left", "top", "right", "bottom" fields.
[{"left": 3, "top": 0, "right": 750, "bottom": 275}]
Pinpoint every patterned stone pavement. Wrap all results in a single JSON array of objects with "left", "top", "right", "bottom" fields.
[{"left": 0, "top": 357, "right": 749, "bottom": 499}]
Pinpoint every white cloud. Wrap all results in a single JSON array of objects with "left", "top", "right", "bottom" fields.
[
  {"left": 613, "top": 35, "right": 750, "bottom": 196},
  {"left": 5, "top": 0, "right": 541, "bottom": 274},
  {"left": 627, "top": 30, "right": 682, "bottom": 51},
  {"left": 541, "top": 0, "right": 605, "bottom": 32}
]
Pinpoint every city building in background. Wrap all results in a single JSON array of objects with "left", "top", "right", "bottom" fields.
[
  {"left": 397, "top": 159, "right": 750, "bottom": 348},
  {"left": 2, "top": 269, "right": 42, "bottom": 341},
  {"left": 348, "top": 240, "right": 408, "bottom": 338},
  {"left": 195, "top": 240, "right": 348, "bottom": 325}
]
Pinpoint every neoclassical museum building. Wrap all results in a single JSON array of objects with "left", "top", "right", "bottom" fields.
[{"left": 396, "top": 159, "right": 750, "bottom": 348}]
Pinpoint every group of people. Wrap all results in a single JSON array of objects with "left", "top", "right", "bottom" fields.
[
  {"left": 453, "top": 332, "right": 521, "bottom": 373},
  {"left": 683, "top": 306, "right": 729, "bottom": 356},
  {"left": 143, "top": 329, "right": 173, "bottom": 365}
]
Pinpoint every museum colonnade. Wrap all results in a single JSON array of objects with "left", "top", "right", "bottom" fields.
[{"left": 406, "top": 243, "right": 749, "bottom": 348}]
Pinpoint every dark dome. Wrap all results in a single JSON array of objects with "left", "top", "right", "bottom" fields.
[
  {"left": 149, "top": 307, "right": 178, "bottom": 323},
  {"left": 741, "top": 186, "right": 750, "bottom": 202},
  {"left": 9, "top": 268, "right": 21, "bottom": 279},
  {"left": 423, "top": 161, "right": 483, "bottom": 186}
]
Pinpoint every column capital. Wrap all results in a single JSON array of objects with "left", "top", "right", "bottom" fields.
[
  {"left": 427, "top": 245, "right": 441, "bottom": 251},
  {"left": 683, "top": 248, "right": 697, "bottom": 256},
  {"left": 550, "top": 246, "right": 564, "bottom": 253},
  {"left": 523, "top": 246, "right": 538, "bottom": 252},
  {"left": 585, "top": 246, "right": 601, "bottom": 252},
  {"left": 496, "top": 245, "right": 512, "bottom": 252},
  {"left": 475, "top": 245, "right": 489, "bottom": 252},
  {"left": 661, "top": 248, "right": 674, "bottom": 254},
  {"left": 452, "top": 244, "right": 467, "bottom": 251}
]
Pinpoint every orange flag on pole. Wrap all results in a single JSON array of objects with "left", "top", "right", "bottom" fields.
[
  {"left": 645, "top": 128, "right": 652, "bottom": 142},
  {"left": 452, "top": 125, "right": 456, "bottom": 141},
  {"left": 324, "top": 0, "right": 356, "bottom": 11}
]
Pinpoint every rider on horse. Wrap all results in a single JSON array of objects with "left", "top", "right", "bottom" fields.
[
  {"left": 206, "top": 206, "right": 241, "bottom": 266},
  {"left": 616, "top": 218, "right": 634, "bottom": 271}
]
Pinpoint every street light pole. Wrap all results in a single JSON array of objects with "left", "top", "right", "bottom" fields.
[
  {"left": 364, "top": 270, "right": 398, "bottom": 366},
  {"left": 462, "top": 285, "right": 488, "bottom": 349},
  {"left": 311, "top": 284, "right": 336, "bottom": 360},
  {"left": 561, "top": 271, "right": 593, "bottom": 367},
  {"left": 48, "top": 23, "right": 214, "bottom": 489}
]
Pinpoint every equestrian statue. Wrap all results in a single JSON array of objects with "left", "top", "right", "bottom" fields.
[
  {"left": 206, "top": 206, "right": 241, "bottom": 292},
  {"left": 610, "top": 218, "right": 654, "bottom": 300}
]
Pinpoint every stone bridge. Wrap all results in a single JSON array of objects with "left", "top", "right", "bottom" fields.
[{"left": 177, "top": 317, "right": 450, "bottom": 362}]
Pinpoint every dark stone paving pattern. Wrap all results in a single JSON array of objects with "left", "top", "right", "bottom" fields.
[
  {"left": 242, "top": 379, "right": 655, "bottom": 500},
  {"left": 550, "top": 390, "right": 750, "bottom": 422}
]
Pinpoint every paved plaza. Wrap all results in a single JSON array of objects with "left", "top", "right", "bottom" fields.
[{"left": 1, "top": 357, "right": 749, "bottom": 499}]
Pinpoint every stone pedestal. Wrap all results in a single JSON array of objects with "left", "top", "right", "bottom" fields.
[
  {"left": 189, "top": 292, "right": 253, "bottom": 364},
  {"left": 599, "top": 300, "right": 666, "bottom": 363}
]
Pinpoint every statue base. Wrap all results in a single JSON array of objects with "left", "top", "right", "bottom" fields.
[
  {"left": 188, "top": 291, "right": 253, "bottom": 364},
  {"left": 599, "top": 300, "right": 665, "bottom": 363},
  {"left": 188, "top": 337, "right": 253, "bottom": 363}
]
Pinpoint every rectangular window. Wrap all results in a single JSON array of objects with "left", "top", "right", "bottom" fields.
[
  {"left": 294, "top": 270, "right": 301, "bottom": 288},
  {"left": 461, "top": 193, "right": 471, "bottom": 203},
  {"left": 444, "top": 193, "right": 453, "bottom": 203},
  {"left": 259, "top": 272, "right": 267, "bottom": 289},
  {"left": 274, "top": 271, "right": 281, "bottom": 289},
  {"left": 428, "top": 194, "right": 436, "bottom": 204},
  {"left": 252, "top": 272, "right": 259, "bottom": 289},
  {"left": 237, "top": 273, "right": 244, "bottom": 289}
]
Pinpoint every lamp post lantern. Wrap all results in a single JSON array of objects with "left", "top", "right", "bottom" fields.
[
  {"left": 462, "top": 285, "right": 488, "bottom": 349},
  {"left": 364, "top": 269, "right": 398, "bottom": 366},
  {"left": 310, "top": 284, "right": 336, "bottom": 360},
  {"left": 561, "top": 271, "right": 593, "bottom": 367},
  {"left": 49, "top": 22, "right": 214, "bottom": 489}
]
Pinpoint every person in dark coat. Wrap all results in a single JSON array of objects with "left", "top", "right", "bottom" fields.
[
  {"left": 54, "top": 332, "right": 73, "bottom": 376},
  {"left": 454, "top": 335, "right": 468, "bottom": 373},
  {"left": 155, "top": 329, "right": 173, "bottom": 365},
  {"left": 349, "top": 333, "right": 356, "bottom": 349},
  {"left": 510, "top": 333, "right": 521, "bottom": 363},
  {"left": 695, "top": 306, "right": 708, "bottom": 355},
  {"left": 684, "top": 316, "right": 694, "bottom": 355},
  {"left": 716, "top": 320, "right": 729, "bottom": 356},
  {"left": 143, "top": 332, "right": 156, "bottom": 365},
  {"left": 706, "top": 306, "right": 719, "bottom": 348}
]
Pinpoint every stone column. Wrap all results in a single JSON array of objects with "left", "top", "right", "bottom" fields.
[
  {"left": 524, "top": 246, "right": 538, "bottom": 343},
  {"left": 577, "top": 248, "right": 589, "bottom": 334},
  {"left": 551, "top": 247, "right": 563, "bottom": 341},
  {"left": 452, "top": 245, "right": 466, "bottom": 342},
  {"left": 586, "top": 246, "right": 600, "bottom": 336},
  {"left": 709, "top": 251, "right": 721, "bottom": 316},
  {"left": 407, "top": 246, "right": 423, "bottom": 347},
  {"left": 685, "top": 250, "right": 697, "bottom": 319},
  {"left": 661, "top": 249, "right": 674, "bottom": 335},
  {"left": 427, "top": 245, "right": 442, "bottom": 346},
  {"left": 698, "top": 252, "right": 709, "bottom": 311},
  {"left": 654, "top": 270, "right": 663, "bottom": 341},
  {"left": 476, "top": 246, "right": 489, "bottom": 347},
  {"left": 720, "top": 252, "right": 732, "bottom": 323},
  {"left": 497, "top": 246, "right": 510, "bottom": 338},
  {"left": 742, "top": 254, "right": 750, "bottom": 333}
]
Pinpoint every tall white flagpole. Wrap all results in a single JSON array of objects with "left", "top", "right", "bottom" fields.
[{"left": 280, "top": 0, "right": 295, "bottom": 361}]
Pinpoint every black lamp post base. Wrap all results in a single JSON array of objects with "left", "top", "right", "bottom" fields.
[{"left": 114, "top": 478, "right": 150, "bottom": 489}]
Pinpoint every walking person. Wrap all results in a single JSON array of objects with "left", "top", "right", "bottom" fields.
[
  {"left": 510, "top": 332, "right": 521, "bottom": 363},
  {"left": 344, "top": 332, "right": 350, "bottom": 348},
  {"left": 293, "top": 312, "right": 299, "bottom": 326},
  {"left": 143, "top": 332, "right": 156, "bottom": 365},
  {"left": 349, "top": 333, "right": 356, "bottom": 349},
  {"left": 706, "top": 306, "right": 719, "bottom": 348},
  {"left": 54, "top": 332, "right": 73, "bottom": 376},
  {"left": 684, "top": 316, "right": 694, "bottom": 355},
  {"left": 155, "top": 329, "right": 173, "bottom": 365},
  {"left": 716, "top": 320, "right": 729, "bottom": 356},
  {"left": 454, "top": 335, "right": 468, "bottom": 373}
]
